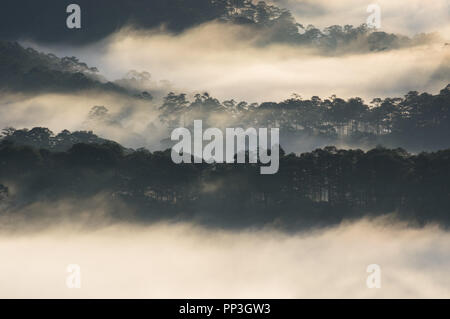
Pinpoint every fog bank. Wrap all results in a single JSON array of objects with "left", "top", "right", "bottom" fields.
[{"left": 0, "top": 219, "right": 449, "bottom": 298}]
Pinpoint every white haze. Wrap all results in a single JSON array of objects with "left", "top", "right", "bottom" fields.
[
  {"left": 25, "top": 23, "right": 450, "bottom": 104},
  {"left": 0, "top": 218, "right": 449, "bottom": 298},
  {"left": 0, "top": 91, "right": 169, "bottom": 150}
]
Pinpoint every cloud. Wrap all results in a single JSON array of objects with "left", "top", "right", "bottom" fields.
[
  {"left": 0, "top": 217, "right": 449, "bottom": 298},
  {"left": 59, "top": 25, "right": 449, "bottom": 103}
]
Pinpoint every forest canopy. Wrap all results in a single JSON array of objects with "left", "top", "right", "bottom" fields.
[{"left": 0, "top": 135, "right": 449, "bottom": 230}]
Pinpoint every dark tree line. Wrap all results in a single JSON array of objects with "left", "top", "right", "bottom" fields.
[
  {"left": 2, "top": 84, "right": 449, "bottom": 155},
  {"left": 0, "top": 139, "right": 449, "bottom": 230},
  {"left": 0, "top": 127, "right": 123, "bottom": 152},
  {"left": 159, "top": 84, "right": 450, "bottom": 152}
]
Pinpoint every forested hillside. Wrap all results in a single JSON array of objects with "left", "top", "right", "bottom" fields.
[{"left": 0, "top": 139, "right": 449, "bottom": 229}]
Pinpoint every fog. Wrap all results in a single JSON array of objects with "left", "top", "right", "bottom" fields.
[
  {"left": 8, "top": 13, "right": 447, "bottom": 150},
  {"left": 1, "top": 38, "right": 449, "bottom": 152},
  {"left": 2, "top": 2, "right": 448, "bottom": 153},
  {"left": 0, "top": 91, "right": 169, "bottom": 150},
  {"left": 0, "top": 90, "right": 367, "bottom": 152},
  {"left": 1, "top": 0, "right": 449, "bottom": 300},
  {"left": 101, "top": 27, "right": 448, "bottom": 102},
  {"left": 25, "top": 23, "right": 449, "bottom": 104},
  {"left": 3, "top": 1, "right": 448, "bottom": 150},
  {"left": 0, "top": 217, "right": 449, "bottom": 298}
]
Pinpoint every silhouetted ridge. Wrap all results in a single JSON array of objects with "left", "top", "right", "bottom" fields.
[
  {"left": 0, "top": 41, "right": 148, "bottom": 96},
  {"left": 0, "top": 127, "right": 122, "bottom": 152},
  {"left": 0, "top": 137, "right": 449, "bottom": 230}
]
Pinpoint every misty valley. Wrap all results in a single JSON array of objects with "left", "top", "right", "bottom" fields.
[
  {"left": 0, "top": 0, "right": 449, "bottom": 300},
  {"left": 0, "top": 38, "right": 449, "bottom": 230}
]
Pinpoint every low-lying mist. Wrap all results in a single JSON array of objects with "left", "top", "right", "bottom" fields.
[
  {"left": 0, "top": 91, "right": 169, "bottom": 151},
  {"left": 26, "top": 22, "right": 449, "bottom": 103},
  {"left": 0, "top": 90, "right": 376, "bottom": 153},
  {"left": 0, "top": 216, "right": 449, "bottom": 298},
  {"left": 4, "top": 20, "right": 448, "bottom": 153}
]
